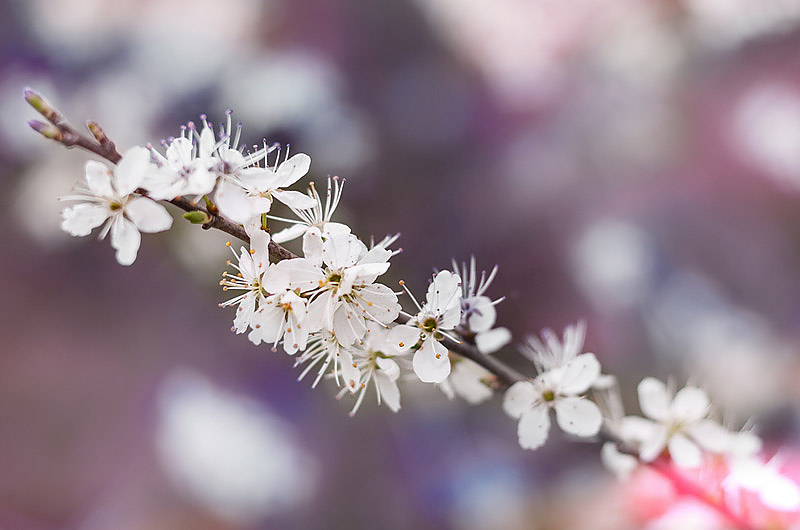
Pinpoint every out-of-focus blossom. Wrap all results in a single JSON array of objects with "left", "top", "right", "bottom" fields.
[
  {"left": 646, "top": 272, "right": 793, "bottom": 415},
  {"left": 625, "top": 378, "right": 733, "bottom": 468},
  {"left": 733, "top": 83, "right": 800, "bottom": 190},
  {"left": 155, "top": 370, "right": 317, "bottom": 523},
  {"left": 439, "top": 358, "right": 493, "bottom": 405},
  {"left": 571, "top": 219, "right": 656, "bottom": 310},
  {"left": 684, "top": 0, "right": 800, "bottom": 48}
]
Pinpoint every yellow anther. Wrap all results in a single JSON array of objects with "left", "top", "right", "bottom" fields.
[
  {"left": 225, "top": 241, "right": 231, "bottom": 247},
  {"left": 249, "top": 248, "right": 255, "bottom": 255}
]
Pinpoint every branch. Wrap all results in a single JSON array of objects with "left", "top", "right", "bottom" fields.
[
  {"left": 26, "top": 88, "right": 530, "bottom": 388},
  {"left": 25, "top": 88, "right": 294, "bottom": 262}
]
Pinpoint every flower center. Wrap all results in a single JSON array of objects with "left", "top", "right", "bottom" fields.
[
  {"left": 543, "top": 390, "right": 556, "bottom": 402},
  {"left": 328, "top": 272, "right": 342, "bottom": 284},
  {"left": 110, "top": 201, "right": 123, "bottom": 211},
  {"left": 422, "top": 317, "right": 438, "bottom": 333}
]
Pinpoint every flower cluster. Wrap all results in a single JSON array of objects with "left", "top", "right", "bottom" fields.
[{"left": 57, "top": 108, "right": 513, "bottom": 415}]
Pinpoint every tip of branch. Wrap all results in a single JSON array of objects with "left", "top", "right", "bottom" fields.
[
  {"left": 86, "top": 120, "right": 114, "bottom": 148},
  {"left": 23, "top": 88, "right": 61, "bottom": 123},
  {"left": 27, "top": 120, "right": 62, "bottom": 141}
]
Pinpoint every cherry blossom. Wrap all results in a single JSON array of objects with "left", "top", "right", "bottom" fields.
[
  {"left": 278, "top": 228, "right": 401, "bottom": 346},
  {"left": 502, "top": 322, "right": 602, "bottom": 450},
  {"left": 144, "top": 122, "right": 217, "bottom": 200},
  {"left": 624, "top": 378, "right": 731, "bottom": 468},
  {"left": 337, "top": 321, "right": 408, "bottom": 416},
  {"left": 60, "top": 146, "right": 172, "bottom": 265},
  {"left": 388, "top": 270, "right": 463, "bottom": 383},
  {"left": 268, "top": 176, "right": 351, "bottom": 244}
]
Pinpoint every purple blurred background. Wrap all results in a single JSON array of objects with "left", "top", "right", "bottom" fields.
[{"left": 3, "top": 0, "right": 800, "bottom": 528}]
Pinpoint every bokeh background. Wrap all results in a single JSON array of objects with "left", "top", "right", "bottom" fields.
[{"left": 3, "top": 0, "right": 800, "bottom": 528}]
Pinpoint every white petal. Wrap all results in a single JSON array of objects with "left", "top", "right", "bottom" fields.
[
  {"left": 110, "top": 216, "right": 141, "bottom": 266},
  {"left": 670, "top": 386, "right": 710, "bottom": 423},
  {"left": 439, "top": 379, "right": 455, "bottom": 400},
  {"left": 412, "top": 337, "right": 450, "bottom": 383},
  {"left": 277, "top": 258, "right": 322, "bottom": 293},
  {"left": 475, "top": 327, "right": 511, "bottom": 354},
  {"left": 450, "top": 360, "right": 493, "bottom": 404},
  {"left": 687, "top": 419, "right": 731, "bottom": 454},
  {"left": 517, "top": 405, "right": 550, "bottom": 450},
  {"left": 427, "top": 270, "right": 462, "bottom": 315},
  {"left": 760, "top": 473, "right": 800, "bottom": 511},
  {"left": 639, "top": 424, "right": 669, "bottom": 462},
  {"left": 356, "top": 283, "right": 400, "bottom": 325},
  {"left": 376, "top": 357, "right": 400, "bottom": 381},
  {"left": 601, "top": 442, "right": 638, "bottom": 480},
  {"left": 638, "top": 377, "right": 670, "bottom": 422},
  {"left": 61, "top": 203, "right": 108, "bottom": 236},
  {"left": 275, "top": 153, "right": 311, "bottom": 187},
  {"left": 619, "top": 416, "right": 659, "bottom": 443},
  {"left": 114, "top": 146, "right": 150, "bottom": 196},
  {"left": 558, "top": 353, "right": 601, "bottom": 395},
  {"left": 248, "top": 305, "right": 285, "bottom": 345},
  {"left": 166, "top": 137, "right": 192, "bottom": 167},
  {"left": 274, "top": 189, "right": 317, "bottom": 209},
  {"left": 215, "top": 179, "right": 253, "bottom": 224},
  {"left": 375, "top": 371, "right": 401, "bottom": 412},
  {"left": 284, "top": 312, "right": 310, "bottom": 354},
  {"left": 185, "top": 164, "right": 216, "bottom": 196},
  {"left": 125, "top": 197, "right": 173, "bottom": 233},
  {"left": 198, "top": 126, "right": 215, "bottom": 158},
  {"left": 233, "top": 292, "right": 258, "bottom": 334},
  {"left": 668, "top": 433, "right": 702, "bottom": 468},
  {"left": 85, "top": 160, "right": 114, "bottom": 197},
  {"left": 271, "top": 223, "right": 308, "bottom": 244},
  {"left": 728, "top": 431, "right": 763, "bottom": 458},
  {"left": 502, "top": 381, "right": 538, "bottom": 419},
  {"left": 244, "top": 221, "right": 271, "bottom": 270},
  {"left": 339, "top": 348, "right": 361, "bottom": 392},
  {"left": 302, "top": 228, "right": 324, "bottom": 266},
  {"left": 466, "top": 296, "right": 496, "bottom": 332},
  {"left": 322, "top": 232, "right": 362, "bottom": 269},
  {"left": 332, "top": 304, "right": 364, "bottom": 346},
  {"left": 386, "top": 325, "right": 420, "bottom": 354},
  {"left": 554, "top": 396, "right": 603, "bottom": 437}
]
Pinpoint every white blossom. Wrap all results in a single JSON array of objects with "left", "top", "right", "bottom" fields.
[
  {"left": 337, "top": 321, "right": 408, "bottom": 416},
  {"left": 60, "top": 146, "right": 173, "bottom": 265},
  {"left": 144, "top": 121, "right": 217, "bottom": 200},
  {"left": 217, "top": 150, "right": 316, "bottom": 224},
  {"left": 268, "top": 176, "right": 351, "bottom": 244},
  {"left": 294, "top": 330, "right": 360, "bottom": 389},
  {"left": 502, "top": 322, "right": 602, "bottom": 450},
  {"left": 451, "top": 257, "right": 511, "bottom": 354},
  {"left": 624, "top": 378, "right": 732, "bottom": 468},
  {"left": 199, "top": 112, "right": 307, "bottom": 224},
  {"left": 219, "top": 223, "right": 275, "bottom": 334},
  {"left": 278, "top": 228, "right": 400, "bottom": 346},
  {"left": 439, "top": 358, "right": 493, "bottom": 405},
  {"left": 388, "top": 270, "right": 463, "bottom": 384}
]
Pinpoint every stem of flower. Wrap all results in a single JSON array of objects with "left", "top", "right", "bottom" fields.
[{"left": 650, "top": 459, "right": 758, "bottom": 530}]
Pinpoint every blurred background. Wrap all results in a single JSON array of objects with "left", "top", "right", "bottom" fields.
[{"left": 3, "top": 0, "right": 800, "bottom": 528}]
